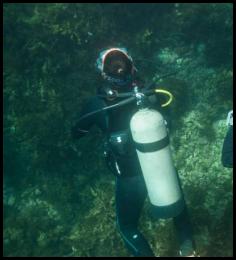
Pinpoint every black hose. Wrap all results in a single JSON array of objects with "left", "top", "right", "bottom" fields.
[{"left": 78, "top": 96, "right": 136, "bottom": 123}]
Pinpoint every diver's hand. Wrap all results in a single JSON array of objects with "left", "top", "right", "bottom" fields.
[{"left": 226, "top": 110, "right": 233, "bottom": 126}]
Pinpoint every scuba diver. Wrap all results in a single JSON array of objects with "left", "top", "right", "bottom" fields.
[
  {"left": 71, "top": 47, "right": 197, "bottom": 257},
  {"left": 222, "top": 110, "right": 233, "bottom": 168}
]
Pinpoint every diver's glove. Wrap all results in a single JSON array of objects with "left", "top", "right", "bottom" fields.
[{"left": 226, "top": 110, "right": 233, "bottom": 127}]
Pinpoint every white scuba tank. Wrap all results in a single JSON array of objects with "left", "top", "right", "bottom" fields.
[{"left": 130, "top": 107, "right": 184, "bottom": 218}]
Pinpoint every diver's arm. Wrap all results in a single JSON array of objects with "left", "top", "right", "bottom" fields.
[
  {"left": 71, "top": 121, "right": 89, "bottom": 139},
  {"left": 71, "top": 102, "right": 93, "bottom": 139},
  {"left": 222, "top": 126, "right": 233, "bottom": 168},
  {"left": 221, "top": 111, "right": 233, "bottom": 168},
  {"left": 71, "top": 97, "right": 102, "bottom": 139}
]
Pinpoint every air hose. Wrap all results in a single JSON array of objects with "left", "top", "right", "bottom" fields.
[{"left": 78, "top": 96, "right": 136, "bottom": 122}]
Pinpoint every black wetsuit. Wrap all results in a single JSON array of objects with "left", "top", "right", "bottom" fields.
[
  {"left": 222, "top": 126, "right": 233, "bottom": 168},
  {"left": 71, "top": 86, "right": 195, "bottom": 256}
]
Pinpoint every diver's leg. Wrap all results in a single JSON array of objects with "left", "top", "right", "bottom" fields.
[
  {"left": 115, "top": 175, "right": 155, "bottom": 257},
  {"left": 172, "top": 170, "right": 196, "bottom": 256},
  {"left": 173, "top": 203, "right": 196, "bottom": 256}
]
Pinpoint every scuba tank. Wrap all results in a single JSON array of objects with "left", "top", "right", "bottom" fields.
[{"left": 130, "top": 88, "right": 185, "bottom": 218}]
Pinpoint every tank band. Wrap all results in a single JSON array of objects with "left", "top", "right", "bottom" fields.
[
  {"left": 134, "top": 135, "right": 169, "bottom": 153},
  {"left": 150, "top": 197, "right": 185, "bottom": 219}
]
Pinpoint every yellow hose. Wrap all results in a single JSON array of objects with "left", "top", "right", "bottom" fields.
[{"left": 154, "top": 89, "right": 173, "bottom": 107}]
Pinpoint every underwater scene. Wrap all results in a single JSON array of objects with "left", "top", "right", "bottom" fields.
[{"left": 3, "top": 3, "right": 233, "bottom": 257}]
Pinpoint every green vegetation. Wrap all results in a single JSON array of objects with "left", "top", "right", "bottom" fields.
[{"left": 3, "top": 3, "right": 233, "bottom": 257}]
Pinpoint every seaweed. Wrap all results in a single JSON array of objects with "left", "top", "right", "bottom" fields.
[{"left": 3, "top": 3, "right": 232, "bottom": 257}]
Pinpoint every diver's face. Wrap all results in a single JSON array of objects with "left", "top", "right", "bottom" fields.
[
  {"left": 109, "top": 59, "right": 127, "bottom": 78},
  {"left": 104, "top": 51, "right": 132, "bottom": 79}
]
